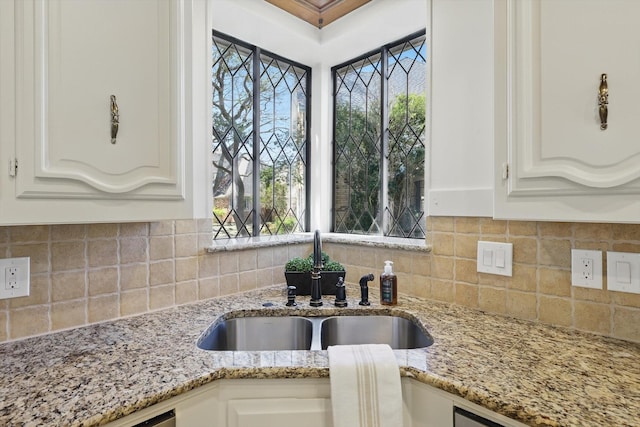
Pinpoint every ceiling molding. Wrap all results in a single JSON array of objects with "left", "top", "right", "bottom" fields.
[{"left": 265, "top": 0, "right": 372, "bottom": 29}]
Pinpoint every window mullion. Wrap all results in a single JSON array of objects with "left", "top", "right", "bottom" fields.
[
  {"left": 380, "top": 47, "right": 389, "bottom": 235},
  {"left": 252, "top": 47, "right": 261, "bottom": 236}
]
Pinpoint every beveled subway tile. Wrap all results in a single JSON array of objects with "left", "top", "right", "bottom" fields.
[
  {"left": 574, "top": 301, "right": 611, "bottom": 335},
  {"left": 149, "top": 284, "right": 175, "bottom": 310},
  {"left": 52, "top": 271, "right": 86, "bottom": 302},
  {"left": 149, "top": 220, "right": 174, "bottom": 236},
  {"left": 506, "top": 290, "right": 537, "bottom": 321},
  {"left": 199, "top": 277, "right": 220, "bottom": 300},
  {"left": 149, "top": 260, "right": 174, "bottom": 286},
  {"left": 88, "top": 267, "right": 118, "bottom": 296},
  {"left": 88, "top": 294, "right": 119, "bottom": 323},
  {"left": 613, "top": 307, "right": 640, "bottom": 342},
  {"left": 175, "top": 280, "right": 198, "bottom": 305},
  {"left": 88, "top": 223, "right": 118, "bottom": 239},
  {"left": 119, "top": 237, "right": 147, "bottom": 264},
  {"left": 175, "top": 219, "right": 197, "bottom": 235},
  {"left": 510, "top": 236, "right": 537, "bottom": 265},
  {"left": 539, "top": 238, "right": 571, "bottom": 268},
  {"left": 149, "top": 236, "right": 174, "bottom": 261},
  {"left": 507, "top": 220, "right": 537, "bottom": 236},
  {"left": 478, "top": 286, "right": 506, "bottom": 315},
  {"left": 455, "top": 217, "right": 480, "bottom": 234},
  {"left": 119, "top": 223, "right": 149, "bottom": 237},
  {"left": 538, "top": 222, "right": 573, "bottom": 238},
  {"left": 88, "top": 239, "right": 118, "bottom": 268},
  {"left": 120, "top": 289, "right": 148, "bottom": 317},
  {"left": 538, "top": 295, "right": 572, "bottom": 327},
  {"left": 120, "top": 264, "right": 148, "bottom": 290},
  {"left": 8, "top": 225, "right": 49, "bottom": 243},
  {"left": 51, "top": 224, "right": 86, "bottom": 241},
  {"left": 538, "top": 267, "right": 571, "bottom": 297},
  {"left": 51, "top": 299, "right": 86, "bottom": 331},
  {"left": 9, "top": 305, "right": 49, "bottom": 339},
  {"left": 176, "top": 257, "right": 197, "bottom": 282},
  {"left": 455, "top": 234, "right": 479, "bottom": 259},
  {"left": 175, "top": 234, "right": 198, "bottom": 258},
  {"left": 51, "top": 241, "right": 86, "bottom": 272}
]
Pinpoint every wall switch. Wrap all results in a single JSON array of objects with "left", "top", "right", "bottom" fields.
[
  {"left": 0, "top": 257, "right": 30, "bottom": 299},
  {"left": 606, "top": 251, "right": 640, "bottom": 294},
  {"left": 571, "top": 249, "right": 602, "bottom": 289},
  {"left": 477, "top": 241, "right": 513, "bottom": 277}
]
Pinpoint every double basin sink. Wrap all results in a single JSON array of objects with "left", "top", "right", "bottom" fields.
[{"left": 197, "top": 314, "right": 434, "bottom": 351}]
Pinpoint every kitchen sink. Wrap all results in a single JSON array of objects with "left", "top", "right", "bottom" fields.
[
  {"left": 197, "top": 316, "right": 313, "bottom": 351},
  {"left": 197, "top": 314, "right": 433, "bottom": 351},
  {"left": 319, "top": 315, "right": 433, "bottom": 350}
]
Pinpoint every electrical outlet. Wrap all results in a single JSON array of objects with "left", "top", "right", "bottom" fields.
[
  {"left": 0, "top": 257, "right": 30, "bottom": 299},
  {"left": 581, "top": 258, "right": 593, "bottom": 280},
  {"left": 571, "top": 249, "right": 602, "bottom": 289}
]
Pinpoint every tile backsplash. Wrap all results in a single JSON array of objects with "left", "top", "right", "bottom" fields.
[{"left": 1, "top": 217, "right": 640, "bottom": 343}]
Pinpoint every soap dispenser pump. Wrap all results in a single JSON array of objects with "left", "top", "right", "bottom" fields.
[{"left": 380, "top": 260, "right": 397, "bottom": 305}]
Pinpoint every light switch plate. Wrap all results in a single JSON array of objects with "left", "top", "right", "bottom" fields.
[
  {"left": 607, "top": 251, "right": 640, "bottom": 294},
  {"left": 0, "top": 257, "right": 30, "bottom": 299},
  {"left": 477, "top": 241, "right": 513, "bottom": 277},
  {"left": 571, "top": 249, "right": 602, "bottom": 289}
]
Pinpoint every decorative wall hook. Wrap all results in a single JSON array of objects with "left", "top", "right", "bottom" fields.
[
  {"left": 598, "top": 74, "right": 608, "bottom": 130},
  {"left": 110, "top": 95, "right": 119, "bottom": 143}
]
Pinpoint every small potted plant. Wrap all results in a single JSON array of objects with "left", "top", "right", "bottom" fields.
[{"left": 284, "top": 252, "right": 346, "bottom": 295}]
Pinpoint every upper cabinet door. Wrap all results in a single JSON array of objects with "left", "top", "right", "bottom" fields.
[
  {"left": 14, "top": 0, "right": 184, "bottom": 199},
  {"left": 494, "top": 0, "right": 640, "bottom": 222}
]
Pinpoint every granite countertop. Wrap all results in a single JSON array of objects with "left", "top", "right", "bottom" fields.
[{"left": 1, "top": 285, "right": 639, "bottom": 427}]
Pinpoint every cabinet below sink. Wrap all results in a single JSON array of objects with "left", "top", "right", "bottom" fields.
[{"left": 196, "top": 314, "right": 434, "bottom": 351}]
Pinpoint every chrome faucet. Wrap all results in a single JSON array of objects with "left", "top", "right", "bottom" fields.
[{"left": 310, "top": 229, "right": 323, "bottom": 307}]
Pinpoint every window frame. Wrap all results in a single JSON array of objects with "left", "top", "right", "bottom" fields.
[
  {"left": 331, "top": 29, "right": 427, "bottom": 238},
  {"left": 211, "top": 30, "right": 312, "bottom": 239}
]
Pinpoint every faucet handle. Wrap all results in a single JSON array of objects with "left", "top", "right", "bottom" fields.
[{"left": 286, "top": 285, "right": 297, "bottom": 307}]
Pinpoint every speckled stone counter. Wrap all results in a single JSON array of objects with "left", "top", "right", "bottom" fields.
[{"left": 1, "top": 286, "right": 639, "bottom": 427}]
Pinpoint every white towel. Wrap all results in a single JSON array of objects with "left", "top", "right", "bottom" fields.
[{"left": 328, "top": 344, "right": 403, "bottom": 427}]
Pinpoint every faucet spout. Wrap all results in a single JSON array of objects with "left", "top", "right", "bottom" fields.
[{"left": 310, "top": 230, "right": 323, "bottom": 307}]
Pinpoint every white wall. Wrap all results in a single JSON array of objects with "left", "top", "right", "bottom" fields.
[{"left": 212, "top": 0, "right": 491, "bottom": 226}]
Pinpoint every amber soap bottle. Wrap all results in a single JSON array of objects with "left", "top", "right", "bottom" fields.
[{"left": 380, "top": 260, "right": 398, "bottom": 305}]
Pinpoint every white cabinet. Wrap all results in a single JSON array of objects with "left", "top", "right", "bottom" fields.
[
  {"left": 0, "top": 0, "right": 210, "bottom": 224},
  {"left": 494, "top": 0, "right": 640, "bottom": 222},
  {"left": 106, "top": 378, "right": 528, "bottom": 427}
]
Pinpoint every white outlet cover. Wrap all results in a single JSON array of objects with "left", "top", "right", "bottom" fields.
[
  {"left": 606, "top": 251, "right": 640, "bottom": 294},
  {"left": 0, "top": 257, "right": 30, "bottom": 299},
  {"left": 571, "top": 249, "right": 602, "bottom": 289}
]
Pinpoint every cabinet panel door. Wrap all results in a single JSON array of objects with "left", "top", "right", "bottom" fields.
[
  {"left": 510, "top": 0, "right": 640, "bottom": 194},
  {"left": 494, "top": 0, "right": 640, "bottom": 222},
  {"left": 15, "top": 0, "right": 184, "bottom": 199},
  {"left": 227, "top": 398, "right": 332, "bottom": 427}
]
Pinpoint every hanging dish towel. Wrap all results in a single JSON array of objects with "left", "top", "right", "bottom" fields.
[{"left": 328, "top": 344, "right": 403, "bottom": 427}]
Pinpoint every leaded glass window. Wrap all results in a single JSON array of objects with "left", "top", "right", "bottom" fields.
[
  {"left": 333, "top": 31, "right": 426, "bottom": 238},
  {"left": 212, "top": 32, "right": 310, "bottom": 239}
]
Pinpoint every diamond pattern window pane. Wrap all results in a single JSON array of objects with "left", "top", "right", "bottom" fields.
[
  {"left": 212, "top": 32, "right": 309, "bottom": 239},
  {"left": 333, "top": 32, "right": 426, "bottom": 238}
]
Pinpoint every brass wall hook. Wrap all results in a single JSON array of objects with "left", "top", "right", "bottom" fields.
[
  {"left": 598, "top": 74, "right": 608, "bottom": 130},
  {"left": 110, "top": 95, "right": 119, "bottom": 143}
]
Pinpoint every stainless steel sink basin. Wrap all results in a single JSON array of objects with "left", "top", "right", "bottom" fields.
[
  {"left": 319, "top": 315, "right": 433, "bottom": 350},
  {"left": 197, "top": 316, "right": 313, "bottom": 351},
  {"left": 197, "top": 314, "right": 433, "bottom": 351}
]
